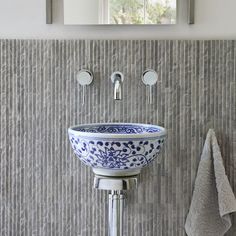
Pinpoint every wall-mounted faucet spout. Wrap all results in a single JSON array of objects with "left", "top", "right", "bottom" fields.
[
  {"left": 114, "top": 77, "right": 122, "bottom": 100},
  {"left": 111, "top": 72, "right": 124, "bottom": 100}
]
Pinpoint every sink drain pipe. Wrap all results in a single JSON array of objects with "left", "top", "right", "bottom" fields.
[
  {"left": 109, "top": 191, "right": 124, "bottom": 236},
  {"left": 94, "top": 175, "right": 138, "bottom": 236}
]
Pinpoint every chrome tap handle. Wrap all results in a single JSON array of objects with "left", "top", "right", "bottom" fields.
[
  {"left": 77, "top": 69, "right": 93, "bottom": 105},
  {"left": 149, "top": 85, "right": 153, "bottom": 104},
  {"left": 82, "top": 85, "right": 86, "bottom": 105},
  {"left": 142, "top": 69, "right": 158, "bottom": 105}
]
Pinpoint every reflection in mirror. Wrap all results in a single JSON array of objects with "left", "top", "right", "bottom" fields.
[
  {"left": 64, "top": 0, "right": 176, "bottom": 25},
  {"left": 108, "top": 0, "right": 176, "bottom": 24}
]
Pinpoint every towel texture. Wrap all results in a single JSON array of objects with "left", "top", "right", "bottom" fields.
[{"left": 185, "top": 129, "right": 236, "bottom": 236}]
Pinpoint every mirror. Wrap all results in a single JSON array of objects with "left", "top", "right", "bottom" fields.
[{"left": 64, "top": 0, "right": 176, "bottom": 25}]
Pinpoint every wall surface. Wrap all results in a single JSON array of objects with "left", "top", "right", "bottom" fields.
[
  {"left": 0, "top": 39, "right": 235, "bottom": 236},
  {"left": 0, "top": 0, "right": 236, "bottom": 39},
  {"left": 64, "top": 0, "right": 99, "bottom": 24}
]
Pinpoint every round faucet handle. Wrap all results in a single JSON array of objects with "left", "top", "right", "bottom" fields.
[
  {"left": 77, "top": 69, "right": 93, "bottom": 105},
  {"left": 142, "top": 69, "right": 158, "bottom": 105},
  {"left": 142, "top": 69, "right": 158, "bottom": 86}
]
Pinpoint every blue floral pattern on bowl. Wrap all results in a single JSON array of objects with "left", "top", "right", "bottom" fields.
[
  {"left": 75, "top": 124, "right": 161, "bottom": 134},
  {"left": 68, "top": 123, "right": 166, "bottom": 175}
]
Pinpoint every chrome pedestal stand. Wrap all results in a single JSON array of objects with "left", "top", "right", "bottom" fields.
[{"left": 94, "top": 175, "right": 138, "bottom": 236}]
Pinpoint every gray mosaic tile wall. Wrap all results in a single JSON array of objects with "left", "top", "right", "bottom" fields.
[{"left": 0, "top": 39, "right": 235, "bottom": 236}]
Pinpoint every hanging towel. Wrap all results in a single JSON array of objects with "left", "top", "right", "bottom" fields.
[{"left": 185, "top": 129, "right": 236, "bottom": 236}]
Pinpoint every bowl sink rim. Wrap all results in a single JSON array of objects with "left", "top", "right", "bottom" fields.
[{"left": 68, "top": 122, "right": 166, "bottom": 139}]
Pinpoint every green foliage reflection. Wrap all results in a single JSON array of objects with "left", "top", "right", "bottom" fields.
[{"left": 109, "top": 0, "right": 176, "bottom": 24}]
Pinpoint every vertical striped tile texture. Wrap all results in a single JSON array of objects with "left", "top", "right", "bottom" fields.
[{"left": 0, "top": 40, "right": 235, "bottom": 236}]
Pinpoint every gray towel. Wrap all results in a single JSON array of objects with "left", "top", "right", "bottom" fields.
[{"left": 185, "top": 129, "right": 236, "bottom": 236}]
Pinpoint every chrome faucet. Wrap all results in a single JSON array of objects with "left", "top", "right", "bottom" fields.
[{"left": 111, "top": 72, "right": 124, "bottom": 100}]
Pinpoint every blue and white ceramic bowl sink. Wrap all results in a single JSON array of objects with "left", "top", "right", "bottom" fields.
[{"left": 68, "top": 123, "right": 166, "bottom": 177}]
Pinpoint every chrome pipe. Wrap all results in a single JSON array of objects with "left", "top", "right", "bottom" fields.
[
  {"left": 93, "top": 175, "right": 137, "bottom": 235},
  {"left": 109, "top": 191, "right": 124, "bottom": 236}
]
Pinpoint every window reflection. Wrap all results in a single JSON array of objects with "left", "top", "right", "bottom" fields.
[{"left": 100, "top": 0, "right": 176, "bottom": 24}]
